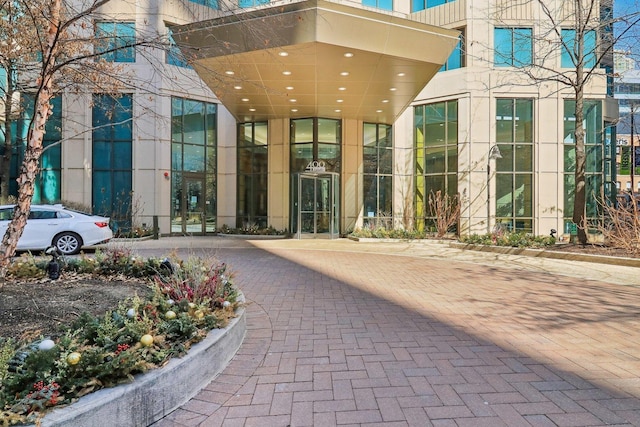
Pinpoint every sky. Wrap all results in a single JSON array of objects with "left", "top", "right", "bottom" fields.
[{"left": 615, "top": 0, "right": 640, "bottom": 60}]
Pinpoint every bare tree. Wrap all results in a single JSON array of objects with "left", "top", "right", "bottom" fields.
[
  {"left": 490, "top": 0, "right": 640, "bottom": 244},
  {"left": 0, "top": 0, "right": 162, "bottom": 279}
]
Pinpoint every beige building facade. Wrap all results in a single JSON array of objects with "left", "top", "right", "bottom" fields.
[{"left": 6, "top": 0, "right": 615, "bottom": 238}]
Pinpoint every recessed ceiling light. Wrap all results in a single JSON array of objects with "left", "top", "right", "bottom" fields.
[
  {"left": 225, "top": 70, "right": 235, "bottom": 75},
  {"left": 234, "top": 85, "right": 242, "bottom": 90},
  {"left": 397, "top": 72, "right": 405, "bottom": 77},
  {"left": 376, "top": 109, "right": 383, "bottom": 113},
  {"left": 291, "top": 108, "right": 298, "bottom": 112},
  {"left": 340, "top": 71, "right": 349, "bottom": 76},
  {"left": 390, "top": 87, "right": 397, "bottom": 91},
  {"left": 241, "top": 98, "right": 249, "bottom": 102},
  {"left": 290, "top": 99, "right": 297, "bottom": 103},
  {"left": 337, "top": 99, "right": 343, "bottom": 103},
  {"left": 382, "top": 99, "right": 389, "bottom": 103},
  {"left": 344, "top": 52, "right": 354, "bottom": 58},
  {"left": 335, "top": 109, "right": 341, "bottom": 113},
  {"left": 279, "top": 51, "right": 288, "bottom": 57},
  {"left": 249, "top": 108, "right": 256, "bottom": 112},
  {"left": 282, "top": 70, "right": 292, "bottom": 76},
  {"left": 286, "top": 86, "right": 294, "bottom": 90},
  {"left": 338, "top": 87, "right": 346, "bottom": 91}
]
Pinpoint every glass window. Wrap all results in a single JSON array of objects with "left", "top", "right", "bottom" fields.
[
  {"left": 563, "top": 99, "right": 604, "bottom": 230},
  {"left": 188, "top": 0, "right": 218, "bottom": 8},
  {"left": 95, "top": 22, "right": 135, "bottom": 63},
  {"left": 561, "top": 29, "right": 597, "bottom": 68},
  {"left": 412, "top": 0, "right": 454, "bottom": 12},
  {"left": 363, "top": 0, "right": 392, "bottom": 11},
  {"left": 290, "top": 118, "right": 341, "bottom": 173},
  {"left": 363, "top": 123, "right": 393, "bottom": 227},
  {"left": 8, "top": 95, "right": 62, "bottom": 203},
  {"left": 414, "top": 100, "right": 458, "bottom": 232},
  {"left": 166, "top": 26, "right": 190, "bottom": 68},
  {"left": 495, "top": 99, "right": 534, "bottom": 232},
  {"left": 494, "top": 28, "right": 532, "bottom": 67},
  {"left": 92, "top": 94, "right": 133, "bottom": 227},
  {"left": 239, "top": 0, "right": 269, "bottom": 7},
  {"left": 171, "top": 97, "right": 218, "bottom": 233},
  {"left": 440, "top": 28, "right": 465, "bottom": 72},
  {"left": 237, "top": 122, "right": 268, "bottom": 228}
]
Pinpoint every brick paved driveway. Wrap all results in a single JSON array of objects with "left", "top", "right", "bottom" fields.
[{"left": 145, "top": 238, "right": 640, "bottom": 426}]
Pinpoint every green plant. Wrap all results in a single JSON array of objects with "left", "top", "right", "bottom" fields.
[
  {"left": 460, "top": 231, "right": 556, "bottom": 248},
  {"left": 0, "top": 252, "right": 240, "bottom": 424},
  {"left": 154, "top": 256, "right": 237, "bottom": 310}
]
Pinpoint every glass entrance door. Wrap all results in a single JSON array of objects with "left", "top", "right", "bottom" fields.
[
  {"left": 293, "top": 172, "right": 339, "bottom": 238},
  {"left": 172, "top": 174, "right": 206, "bottom": 235}
]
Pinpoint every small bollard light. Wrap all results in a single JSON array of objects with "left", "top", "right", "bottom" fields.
[{"left": 45, "top": 246, "right": 62, "bottom": 280}]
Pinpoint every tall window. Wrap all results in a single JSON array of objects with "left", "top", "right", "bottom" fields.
[
  {"left": 414, "top": 101, "right": 458, "bottom": 232},
  {"left": 166, "top": 26, "right": 190, "bottom": 68},
  {"left": 171, "top": 98, "right": 217, "bottom": 233},
  {"left": 440, "top": 28, "right": 465, "bottom": 72},
  {"left": 95, "top": 22, "right": 136, "bottom": 63},
  {"left": 237, "top": 122, "right": 268, "bottom": 228},
  {"left": 189, "top": 0, "right": 218, "bottom": 7},
  {"left": 363, "top": 123, "right": 392, "bottom": 227},
  {"left": 561, "top": 29, "right": 597, "bottom": 68},
  {"left": 7, "top": 96, "right": 62, "bottom": 203},
  {"left": 494, "top": 28, "right": 533, "bottom": 67},
  {"left": 363, "top": 0, "right": 392, "bottom": 11},
  {"left": 412, "top": 0, "right": 455, "bottom": 13},
  {"left": 564, "top": 100, "right": 604, "bottom": 234},
  {"left": 495, "top": 99, "right": 534, "bottom": 232},
  {"left": 92, "top": 94, "right": 133, "bottom": 231},
  {"left": 239, "top": 0, "right": 269, "bottom": 8}
]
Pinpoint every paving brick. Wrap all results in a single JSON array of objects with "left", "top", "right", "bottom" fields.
[{"left": 155, "top": 240, "right": 640, "bottom": 427}]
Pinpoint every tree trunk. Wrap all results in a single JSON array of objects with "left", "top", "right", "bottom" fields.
[
  {"left": 0, "top": 0, "right": 60, "bottom": 281},
  {"left": 572, "top": 5, "right": 588, "bottom": 245},
  {"left": 0, "top": 68, "right": 14, "bottom": 204},
  {"left": 573, "top": 88, "right": 588, "bottom": 245}
]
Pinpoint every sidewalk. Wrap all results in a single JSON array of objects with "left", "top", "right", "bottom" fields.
[{"left": 126, "top": 237, "right": 640, "bottom": 426}]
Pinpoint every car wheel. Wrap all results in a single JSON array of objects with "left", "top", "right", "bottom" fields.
[{"left": 53, "top": 232, "right": 83, "bottom": 255}]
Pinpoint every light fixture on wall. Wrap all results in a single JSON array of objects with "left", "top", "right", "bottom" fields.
[{"left": 487, "top": 145, "right": 502, "bottom": 233}]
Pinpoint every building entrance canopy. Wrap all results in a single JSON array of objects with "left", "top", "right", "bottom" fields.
[{"left": 174, "top": 0, "right": 459, "bottom": 124}]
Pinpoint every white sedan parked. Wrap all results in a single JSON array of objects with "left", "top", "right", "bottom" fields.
[{"left": 0, "top": 204, "right": 113, "bottom": 255}]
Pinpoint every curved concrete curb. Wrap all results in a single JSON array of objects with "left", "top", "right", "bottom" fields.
[{"left": 34, "top": 301, "right": 246, "bottom": 427}]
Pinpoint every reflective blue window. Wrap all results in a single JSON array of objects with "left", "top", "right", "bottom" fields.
[
  {"left": 363, "top": 0, "right": 393, "bottom": 11},
  {"left": 440, "top": 29, "right": 464, "bottom": 72},
  {"left": 189, "top": 0, "right": 218, "bottom": 7},
  {"left": 561, "top": 29, "right": 596, "bottom": 68},
  {"left": 494, "top": 28, "right": 532, "bottom": 67},
  {"left": 412, "top": 0, "right": 453, "bottom": 13},
  {"left": 95, "top": 22, "right": 135, "bottom": 63},
  {"left": 239, "top": 0, "right": 269, "bottom": 8},
  {"left": 92, "top": 94, "right": 133, "bottom": 228},
  {"left": 166, "top": 27, "right": 190, "bottom": 68}
]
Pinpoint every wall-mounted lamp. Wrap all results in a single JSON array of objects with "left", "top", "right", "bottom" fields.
[{"left": 487, "top": 145, "right": 502, "bottom": 233}]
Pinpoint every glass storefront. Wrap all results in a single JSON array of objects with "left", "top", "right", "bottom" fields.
[
  {"left": 171, "top": 97, "right": 217, "bottom": 234},
  {"left": 237, "top": 122, "right": 268, "bottom": 228},
  {"left": 290, "top": 118, "right": 341, "bottom": 237},
  {"left": 414, "top": 101, "right": 458, "bottom": 232}
]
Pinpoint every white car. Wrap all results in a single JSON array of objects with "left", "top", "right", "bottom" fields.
[{"left": 0, "top": 204, "right": 113, "bottom": 255}]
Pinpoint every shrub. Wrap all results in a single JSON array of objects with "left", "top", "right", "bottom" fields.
[
  {"left": 0, "top": 251, "right": 241, "bottom": 424},
  {"left": 460, "top": 231, "right": 556, "bottom": 248}
]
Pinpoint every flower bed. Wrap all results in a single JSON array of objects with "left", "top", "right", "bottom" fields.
[{"left": 0, "top": 248, "right": 242, "bottom": 426}]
